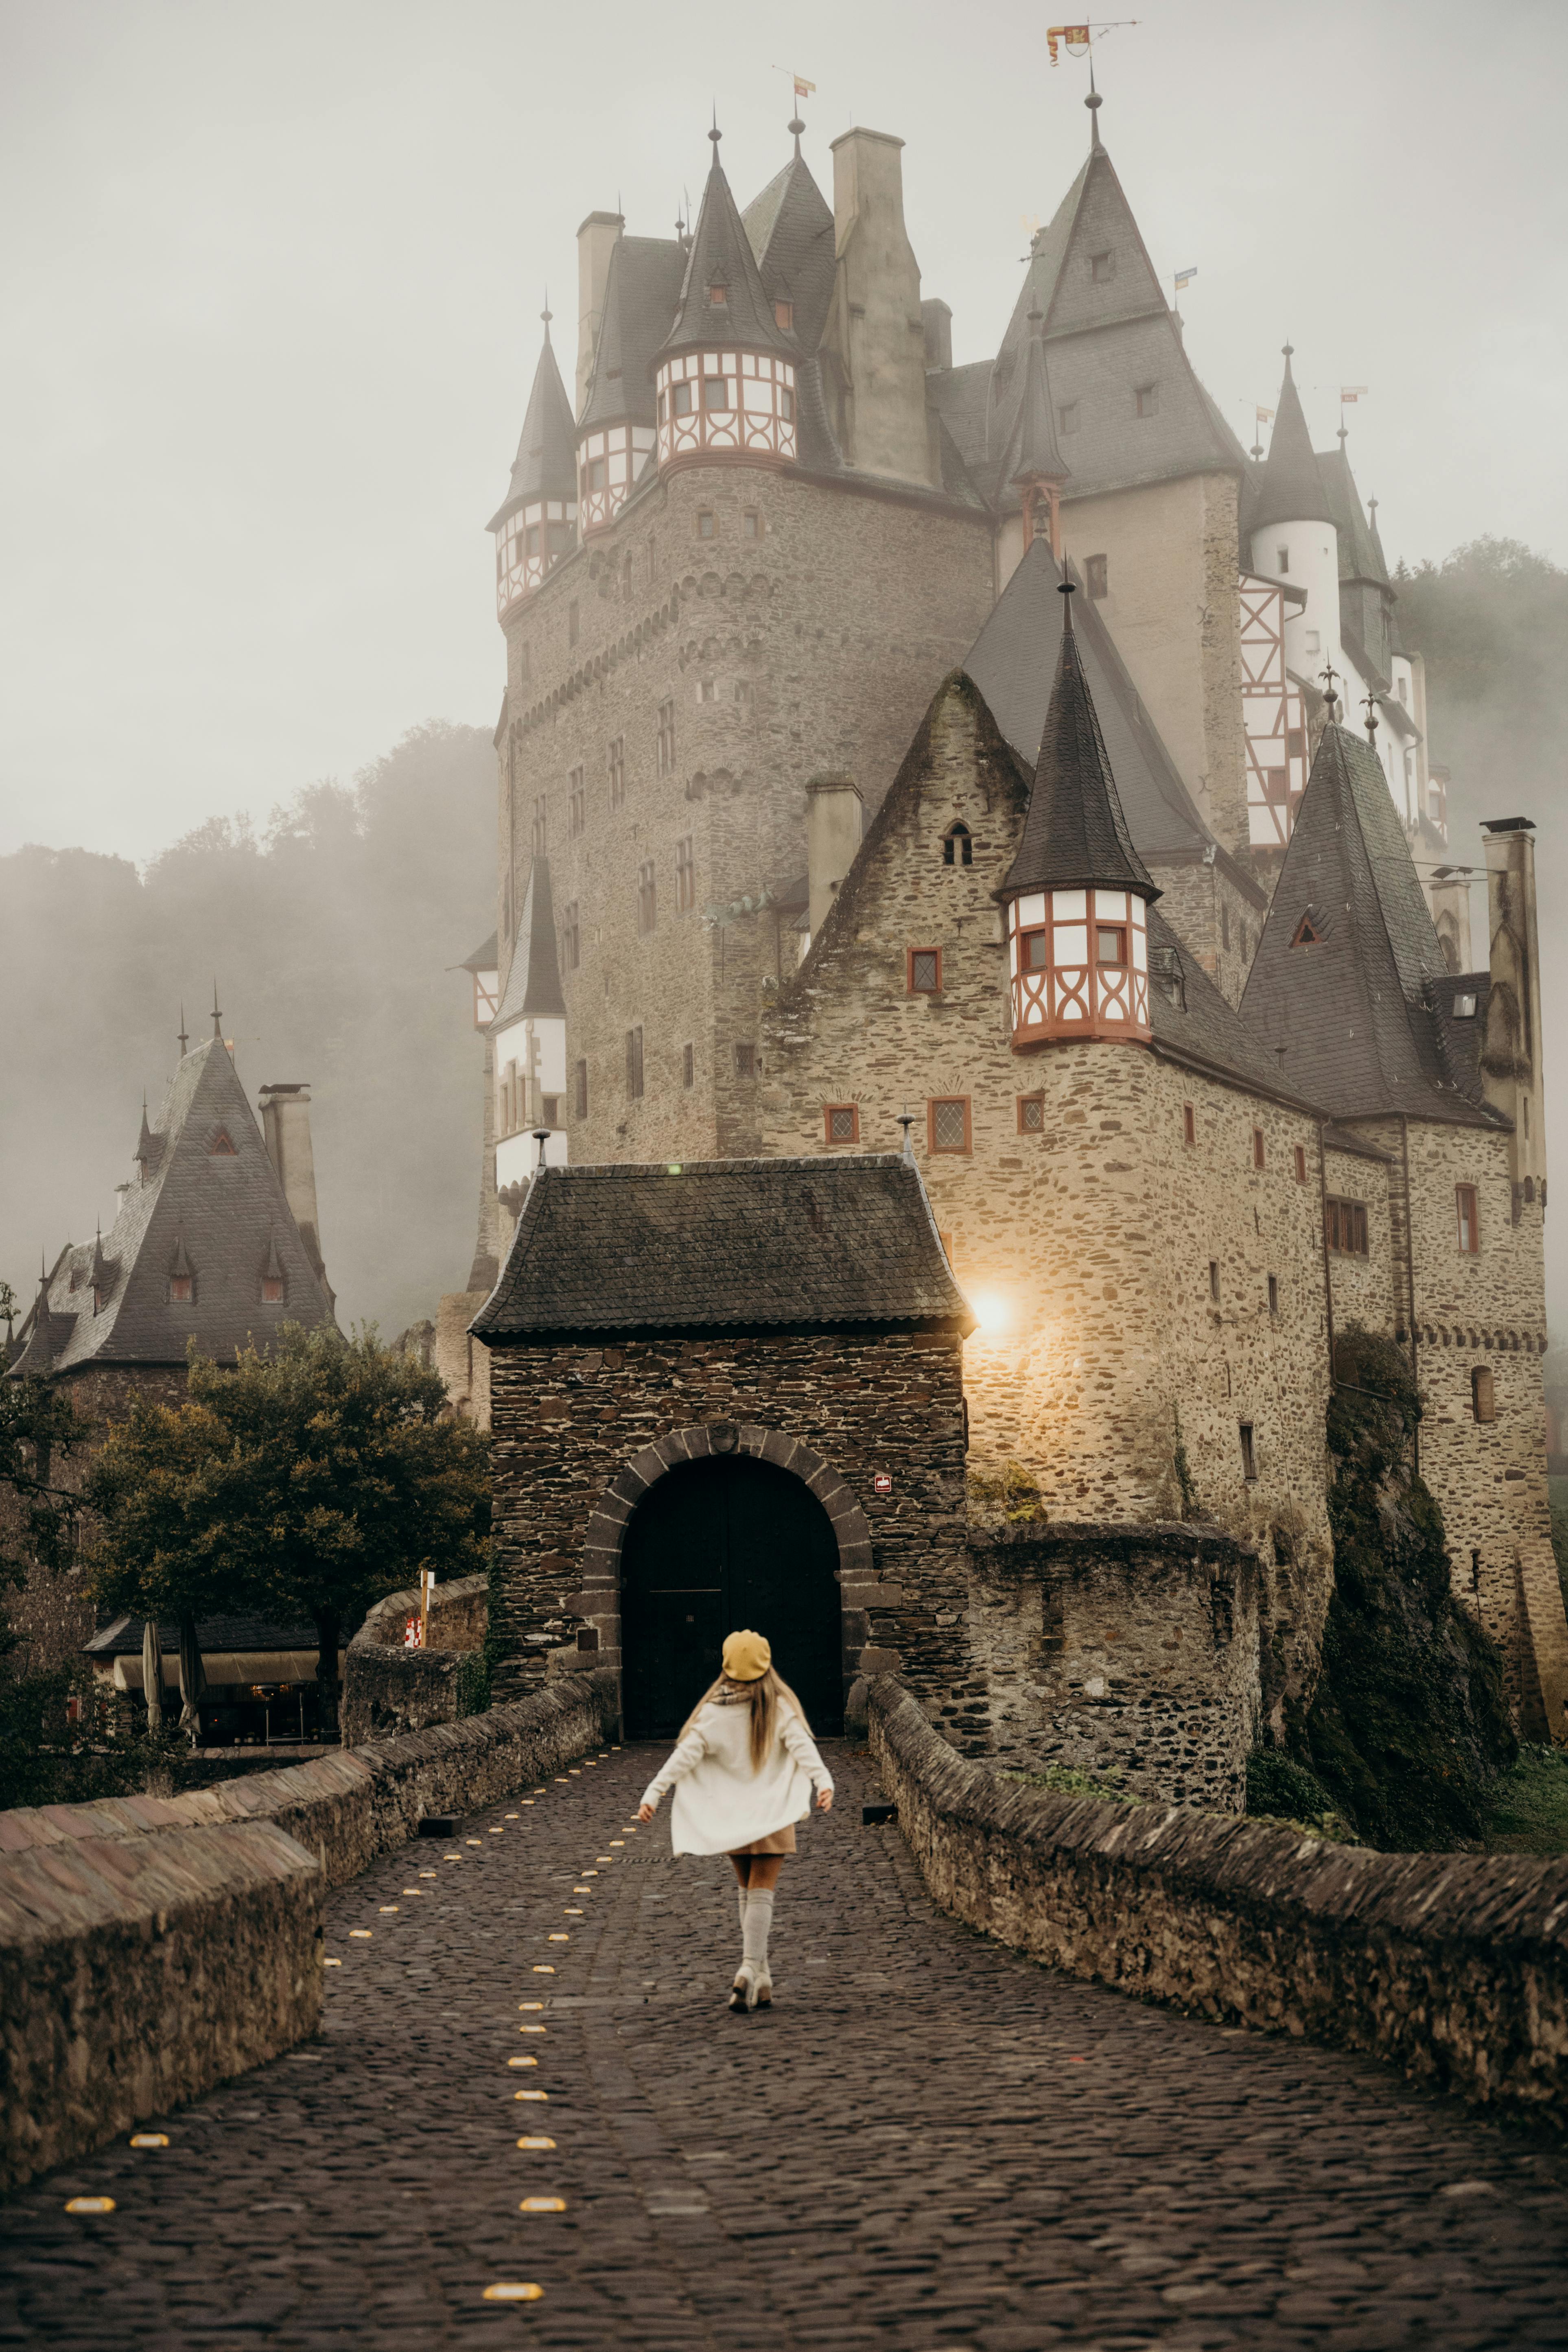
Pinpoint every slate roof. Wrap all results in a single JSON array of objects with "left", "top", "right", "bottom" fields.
[
  {"left": 1250, "top": 349, "right": 1334, "bottom": 531},
  {"left": 492, "top": 858, "right": 566, "bottom": 1031},
  {"left": 85, "top": 1614, "right": 323, "bottom": 1658},
  {"left": 964, "top": 536, "right": 1218, "bottom": 866},
  {"left": 489, "top": 324, "right": 578, "bottom": 528},
  {"left": 460, "top": 932, "right": 499, "bottom": 974},
  {"left": 933, "top": 140, "right": 1238, "bottom": 509},
  {"left": 1317, "top": 442, "right": 1387, "bottom": 585},
  {"left": 999, "top": 586, "right": 1156, "bottom": 901},
  {"left": 658, "top": 134, "right": 794, "bottom": 369},
  {"left": 1238, "top": 725, "right": 1503, "bottom": 1127},
  {"left": 7, "top": 1038, "right": 337, "bottom": 1379},
  {"left": 997, "top": 316, "right": 1069, "bottom": 487},
  {"left": 578, "top": 236, "right": 687, "bottom": 433},
  {"left": 472, "top": 1157, "right": 974, "bottom": 1339},
  {"left": 743, "top": 144, "right": 836, "bottom": 354},
  {"left": 1145, "top": 908, "right": 1323, "bottom": 1109}
]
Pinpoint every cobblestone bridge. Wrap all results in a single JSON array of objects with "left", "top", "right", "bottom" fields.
[{"left": 4, "top": 1747, "right": 1566, "bottom": 2350}]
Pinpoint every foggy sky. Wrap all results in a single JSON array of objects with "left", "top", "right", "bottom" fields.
[{"left": 4, "top": 0, "right": 1564, "bottom": 868}]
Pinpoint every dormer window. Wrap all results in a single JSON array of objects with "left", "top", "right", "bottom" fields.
[
  {"left": 1135, "top": 383, "right": 1159, "bottom": 418},
  {"left": 774, "top": 299, "right": 794, "bottom": 332},
  {"left": 262, "top": 1275, "right": 284, "bottom": 1305},
  {"left": 707, "top": 280, "right": 728, "bottom": 305},
  {"left": 1058, "top": 401, "right": 1080, "bottom": 436},
  {"left": 1453, "top": 992, "right": 1477, "bottom": 1018},
  {"left": 1277, "top": 546, "right": 1290, "bottom": 575},
  {"left": 1091, "top": 250, "right": 1115, "bottom": 282},
  {"left": 209, "top": 1130, "right": 237, "bottom": 1156},
  {"left": 170, "top": 1276, "right": 193, "bottom": 1305},
  {"left": 1292, "top": 912, "right": 1323, "bottom": 946}
]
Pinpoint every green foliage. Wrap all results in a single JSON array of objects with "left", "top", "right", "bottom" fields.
[
  {"left": 85, "top": 1325, "right": 491, "bottom": 1729},
  {"left": 0, "top": 1378, "right": 95, "bottom": 1583},
  {"left": 0, "top": 720, "right": 494, "bottom": 1336},
  {"left": 1295, "top": 1324, "right": 1516, "bottom": 1850},
  {"left": 1244, "top": 1750, "right": 1358, "bottom": 1843},
  {"left": 0, "top": 1664, "right": 171, "bottom": 1812},
  {"left": 967, "top": 1459, "right": 1048, "bottom": 1526},
  {"left": 453, "top": 1650, "right": 490, "bottom": 1719},
  {"left": 998, "top": 1762, "right": 1139, "bottom": 1805},
  {"left": 1483, "top": 1744, "right": 1568, "bottom": 1858}
]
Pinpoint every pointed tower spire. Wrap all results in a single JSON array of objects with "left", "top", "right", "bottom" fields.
[
  {"left": 654, "top": 122, "right": 798, "bottom": 474},
  {"left": 210, "top": 982, "right": 223, "bottom": 1041},
  {"left": 999, "top": 307, "right": 1070, "bottom": 558},
  {"left": 1250, "top": 344, "right": 1334, "bottom": 531},
  {"left": 135, "top": 1092, "right": 161, "bottom": 1185},
  {"left": 1086, "top": 56, "right": 1103, "bottom": 150},
  {"left": 177, "top": 1003, "right": 189, "bottom": 1058},
  {"left": 997, "top": 582, "right": 1158, "bottom": 1048},
  {"left": 490, "top": 312, "right": 580, "bottom": 606}
]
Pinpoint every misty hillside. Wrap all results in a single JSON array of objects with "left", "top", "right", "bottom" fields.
[{"left": 0, "top": 723, "right": 493, "bottom": 1339}]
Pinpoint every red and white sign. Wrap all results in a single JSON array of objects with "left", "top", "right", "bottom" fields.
[{"left": 873, "top": 1473, "right": 892, "bottom": 1497}]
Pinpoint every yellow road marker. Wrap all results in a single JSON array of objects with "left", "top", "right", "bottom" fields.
[
  {"left": 568, "top": 1769, "right": 582, "bottom": 1776},
  {"left": 516, "top": 2135, "right": 555, "bottom": 2150},
  {"left": 564, "top": 1907, "right": 583, "bottom": 1915},
  {"left": 520, "top": 2196, "right": 566, "bottom": 2213},
  {"left": 401, "top": 1889, "right": 424, "bottom": 1896},
  {"left": 518, "top": 1999, "right": 545, "bottom": 2011},
  {"left": 65, "top": 2197, "right": 115, "bottom": 2215},
  {"left": 378, "top": 1905, "right": 399, "bottom": 1914},
  {"left": 419, "top": 1869, "right": 437, "bottom": 1878},
  {"left": 520, "top": 1799, "right": 535, "bottom": 1806},
  {"left": 483, "top": 2283, "right": 543, "bottom": 2303},
  {"left": 129, "top": 2134, "right": 168, "bottom": 2149},
  {"left": 505, "top": 1812, "right": 520, "bottom": 1819},
  {"left": 443, "top": 1853, "right": 462, "bottom": 1861},
  {"left": 324, "top": 1958, "right": 342, "bottom": 1967},
  {"left": 533, "top": 1964, "right": 555, "bottom": 1974},
  {"left": 609, "top": 1841, "right": 624, "bottom": 1848},
  {"left": 547, "top": 1933, "right": 570, "bottom": 1943},
  {"left": 489, "top": 1827, "right": 504, "bottom": 1835},
  {"left": 533, "top": 1787, "right": 547, "bottom": 1794},
  {"left": 597, "top": 1855, "right": 614, "bottom": 1862},
  {"left": 520, "top": 2024, "right": 546, "bottom": 2035},
  {"left": 349, "top": 1929, "right": 373, "bottom": 1940},
  {"left": 514, "top": 2089, "right": 549, "bottom": 2101},
  {"left": 466, "top": 1838, "right": 483, "bottom": 1847},
  {"left": 507, "top": 2057, "right": 538, "bottom": 2069}
]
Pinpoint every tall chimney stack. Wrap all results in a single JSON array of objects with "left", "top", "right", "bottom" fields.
[
  {"left": 1479, "top": 818, "right": 1547, "bottom": 1220},
  {"left": 259, "top": 1083, "right": 333, "bottom": 1307},
  {"left": 820, "top": 130, "right": 934, "bottom": 487},
  {"left": 806, "top": 775, "right": 864, "bottom": 947},
  {"left": 575, "top": 210, "right": 624, "bottom": 415}
]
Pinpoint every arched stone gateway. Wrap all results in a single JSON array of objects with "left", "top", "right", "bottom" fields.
[{"left": 582, "top": 1423, "right": 872, "bottom": 1738}]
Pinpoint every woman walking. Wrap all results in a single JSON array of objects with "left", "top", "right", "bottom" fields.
[{"left": 637, "top": 1629, "right": 834, "bottom": 2012}]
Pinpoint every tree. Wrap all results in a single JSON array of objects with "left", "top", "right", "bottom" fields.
[
  {"left": 86, "top": 1325, "right": 491, "bottom": 1737},
  {"left": 0, "top": 1377, "right": 94, "bottom": 1587}
]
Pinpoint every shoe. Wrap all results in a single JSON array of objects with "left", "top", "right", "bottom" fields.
[
  {"left": 729, "top": 1963, "right": 758, "bottom": 2013},
  {"left": 753, "top": 1969, "right": 772, "bottom": 2009}
]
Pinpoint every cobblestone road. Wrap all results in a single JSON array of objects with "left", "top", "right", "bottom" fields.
[{"left": 4, "top": 1744, "right": 1567, "bottom": 2351}]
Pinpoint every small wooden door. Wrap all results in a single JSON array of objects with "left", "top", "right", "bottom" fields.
[{"left": 620, "top": 1455, "right": 843, "bottom": 1740}]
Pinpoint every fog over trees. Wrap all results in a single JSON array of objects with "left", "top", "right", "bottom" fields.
[
  {"left": 0, "top": 722, "right": 492, "bottom": 1338},
  {"left": 2, "top": 536, "right": 1563, "bottom": 1340}
]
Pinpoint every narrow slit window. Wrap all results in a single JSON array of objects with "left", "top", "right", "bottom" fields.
[
  {"left": 682, "top": 1044, "right": 694, "bottom": 1090},
  {"left": 1294, "top": 1143, "right": 1307, "bottom": 1183},
  {"left": 1267, "top": 1274, "right": 1279, "bottom": 1317},
  {"left": 1471, "top": 1366, "right": 1495, "bottom": 1423},
  {"left": 1252, "top": 1127, "right": 1265, "bottom": 1169},
  {"left": 1239, "top": 1423, "right": 1258, "bottom": 1481},
  {"left": 1183, "top": 1103, "right": 1196, "bottom": 1147},
  {"left": 1456, "top": 1183, "right": 1480, "bottom": 1256},
  {"left": 573, "top": 1060, "right": 588, "bottom": 1120},
  {"left": 625, "top": 1027, "right": 644, "bottom": 1101},
  {"left": 734, "top": 1043, "right": 756, "bottom": 1080},
  {"left": 1209, "top": 1260, "right": 1220, "bottom": 1301}
]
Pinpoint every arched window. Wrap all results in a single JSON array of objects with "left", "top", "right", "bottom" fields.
[{"left": 942, "top": 822, "right": 973, "bottom": 869}]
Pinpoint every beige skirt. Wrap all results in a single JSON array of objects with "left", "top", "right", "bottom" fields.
[{"left": 728, "top": 1825, "right": 797, "bottom": 1856}]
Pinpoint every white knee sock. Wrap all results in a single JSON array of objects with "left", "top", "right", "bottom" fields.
[
  {"left": 742, "top": 1888, "right": 774, "bottom": 1970},
  {"left": 737, "top": 1886, "right": 750, "bottom": 1942}
]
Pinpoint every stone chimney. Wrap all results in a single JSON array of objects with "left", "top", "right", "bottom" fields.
[
  {"left": 575, "top": 210, "right": 623, "bottom": 415},
  {"left": 921, "top": 299, "right": 952, "bottom": 373},
  {"left": 1480, "top": 819, "right": 1547, "bottom": 1218},
  {"left": 806, "top": 775, "right": 864, "bottom": 946},
  {"left": 821, "top": 130, "right": 934, "bottom": 487},
  {"left": 258, "top": 1083, "right": 333, "bottom": 1305}
]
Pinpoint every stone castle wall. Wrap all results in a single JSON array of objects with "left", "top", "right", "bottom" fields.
[{"left": 497, "top": 463, "right": 993, "bottom": 1182}]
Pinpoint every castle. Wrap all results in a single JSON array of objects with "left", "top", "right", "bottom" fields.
[{"left": 446, "top": 92, "right": 1567, "bottom": 1755}]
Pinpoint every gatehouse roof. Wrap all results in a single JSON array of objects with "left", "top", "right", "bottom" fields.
[{"left": 472, "top": 1156, "right": 975, "bottom": 1340}]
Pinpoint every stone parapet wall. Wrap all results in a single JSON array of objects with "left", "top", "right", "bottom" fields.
[
  {"left": 0, "top": 1819, "right": 321, "bottom": 2197},
  {"left": 963, "top": 1522, "right": 1260, "bottom": 1808},
  {"left": 867, "top": 1674, "right": 1568, "bottom": 2125},
  {"left": 340, "top": 1575, "right": 490, "bottom": 1747},
  {"left": 0, "top": 1670, "right": 617, "bottom": 2195}
]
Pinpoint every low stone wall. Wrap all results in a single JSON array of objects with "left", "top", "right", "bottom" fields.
[
  {"left": 0, "top": 1669, "right": 619, "bottom": 2194},
  {"left": 0, "top": 1820, "right": 321, "bottom": 2198},
  {"left": 867, "top": 1674, "right": 1568, "bottom": 2125},
  {"left": 339, "top": 1573, "right": 489, "bottom": 1748},
  {"left": 963, "top": 1523, "right": 1261, "bottom": 1809}
]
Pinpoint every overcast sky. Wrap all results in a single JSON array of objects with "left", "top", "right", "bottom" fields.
[{"left": 2, "top": 0, "right": 1565, "bottom": 868}]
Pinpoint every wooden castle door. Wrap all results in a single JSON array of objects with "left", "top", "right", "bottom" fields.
[{"left": 620, "top": 1455, "right": 843, "bottom": 1740}]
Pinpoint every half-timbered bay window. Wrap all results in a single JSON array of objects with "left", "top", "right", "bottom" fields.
[
  {"left": 655, "top": 349, "right": 797, "bottom": 469},
  {"left": 1006, "top": 886, "right": 1150, "bottom": 1044},
  {"left": 577, "top": 423, "right": 656, "bottom": 538},
  {"left": 496, "top": 497, "right": 576, "bottom": 617}
]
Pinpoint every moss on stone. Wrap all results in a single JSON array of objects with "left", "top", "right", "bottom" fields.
[{"left": 1291, "top": 1325, "right": 1516, "bottom": 1851}]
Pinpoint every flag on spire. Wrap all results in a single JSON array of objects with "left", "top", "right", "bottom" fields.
[{"left": 1046, "top": 24, "right": 1091, "bottom": 61}]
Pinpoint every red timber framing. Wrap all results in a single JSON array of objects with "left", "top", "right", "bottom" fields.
[{"left": 1240, "top": 572, "right": 1308, "bottom": 848}]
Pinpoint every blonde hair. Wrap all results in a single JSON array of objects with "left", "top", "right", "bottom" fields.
[{"left": 680, "top": 1665, "right": 811, "bottom": 1772}]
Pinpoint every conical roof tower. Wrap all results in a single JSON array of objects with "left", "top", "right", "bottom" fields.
[
  {"left": 997, "top": 583, "right": 1157, "bottom": 1047},
  {"left": 491, "top": 310, "right": 579, "bottom": 614},
  {"left": 654, "top": 127, "right": 799, "bottom": 474},
  {"left": 1251, "top": 346, "right": 1334, "bottom": 532},
  {"left": 996, "top": 309, "right": 1070, "bottom": 557}
]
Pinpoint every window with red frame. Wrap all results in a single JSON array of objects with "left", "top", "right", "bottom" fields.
[
  {"left": 908, "top": 947, "right": 941, "bottom": 993},
  {"left": 1456, "top": 1183, "right": 1480, "bottom": 1256},
  {"left": 824, "top": 1104, "right": 859, "bottom": 1144},
  {"left": 1252, "top": 1126, "right": 1265, "bottom": 1169},
  {"left": 1017, "top": 1095, "right": 1045, "bottom": 1134},
  {"left": 1294, "top": 1142, "right": 1308, "bottom": 1183}
]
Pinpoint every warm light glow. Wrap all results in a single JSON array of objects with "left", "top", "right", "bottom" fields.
[{"left": 967, "top": 1289, "right": 1013, "bottom": 1334}]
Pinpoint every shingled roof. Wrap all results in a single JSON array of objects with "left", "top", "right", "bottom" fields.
[
  {"left": 997, "top": 313, "right": 1069, "bottom": 490},
  {"left": 1250, "top": 348, "right": 1334, "bottom": 532},
  {"left": 658, "top": 131, "right": 794, "bottom": 369},
  {"left": 999, "top": 585, "right": 1156, "bottom": 901},
  {"left": 472, "top": 1157, "right": 974, "bottom": 1340},
  {"left": 489, "top": 321, "right": 578, "bottom": 529},
  {"left": 1239, "top": 725, "right": 1502, "bottom": 1127},
  {"left": 578, "top": 235, "right": 687, "bottom": 433},
  {"left": 492, "top": 857, "right": 566, "bottom": 1031},
  {"left": 7, "top": 1038, "right": 337, "bottom": 1379},
  {"left": 964, "top": 536, "right": 1216, "bottom": 866},
  {"left": 743, "top": 138, "right": 836, "bottom": 354}
]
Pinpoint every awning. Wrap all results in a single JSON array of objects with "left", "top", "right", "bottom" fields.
[{"left": 109, "top": 1650, "right": 342, "bottom": 1693}]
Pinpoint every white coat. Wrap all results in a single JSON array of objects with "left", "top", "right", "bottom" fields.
[{"left": 640, "top": 1696, "right": 834, "bottom": 1857}]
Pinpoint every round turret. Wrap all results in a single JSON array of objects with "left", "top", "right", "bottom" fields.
[{"left": 653, "top": 128, "right": 798, "bottom": 476}]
